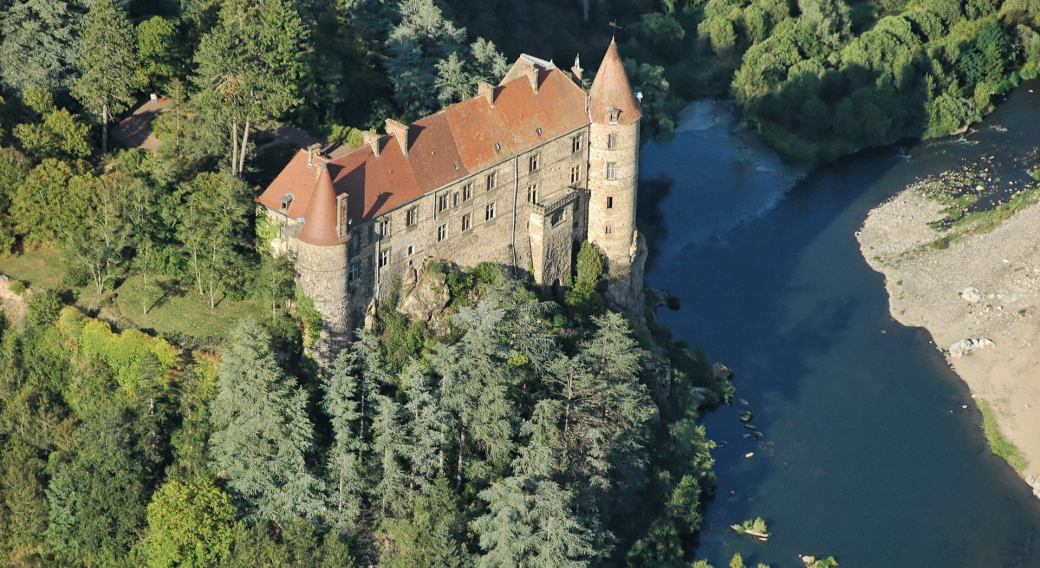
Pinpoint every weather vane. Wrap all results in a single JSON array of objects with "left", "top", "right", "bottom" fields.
[{"left": 609, "top": 20, "right": 623, "bottom": 41}]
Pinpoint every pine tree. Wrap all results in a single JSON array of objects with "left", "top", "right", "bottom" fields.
[
  {"left": 474, "top": 475, "right": 594, "bottom": 568},
  {"left": 0, "top": 0, "right": 83, "bottom": 93},
  {"left": 322, "top": 348, "right": 367, "bottom": 533},
  {"left": 379, "top": 477, "right": 471, "bottom": 568},
  {"left": 208, "top": 321, "right": 325, "bottom": 524},
  {"left": 371, "top": 394, "right": 412, "bottom": 519},
  {"left": 72, "top": 0, "right": 137, "bottom": 154},
  {"left": 191, "top": 0, "right": 309, "bottom": 174},
  {"left": 402, "top": 363, "right": 450, "bottom": 489}
]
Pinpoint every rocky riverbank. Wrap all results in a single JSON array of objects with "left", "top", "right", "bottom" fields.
[{"left": 857, "top": 178, "right": 1040, "bottom": 491}]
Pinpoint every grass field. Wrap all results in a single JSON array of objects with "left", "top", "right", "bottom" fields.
[{"left": 0, "top": 248, "right": 265, "bottom": 343}]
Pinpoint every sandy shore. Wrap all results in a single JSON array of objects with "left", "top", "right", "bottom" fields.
[{"left": 857, "top": 183, "right": 1040, "bottom": 490}]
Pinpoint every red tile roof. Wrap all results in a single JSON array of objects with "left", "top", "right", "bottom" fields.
[
  {"left": 589, "top": 40, "right": 642, "bottom": 126},
  {"left": 259, "top": 46, "right": 638, "bottom": 246},
  {"left": 296, "top": 167, "right": 346, "bottom": 246}
]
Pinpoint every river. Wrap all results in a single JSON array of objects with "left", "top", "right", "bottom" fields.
[{"left": 643, "top": 86, "right": 1040, "bottom": 567}]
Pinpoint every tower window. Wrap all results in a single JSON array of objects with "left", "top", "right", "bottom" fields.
[
  {"left": 607, "top": 132, "right": 618, "bottom": 149},
  {"left": 486, "top": 171, "right": 497, "bottom": 191},
  {"left": 608, "top": 107, "right": 620, "bottom": 124},
  {"left": 486, "top": 202, "right": 496, "bottom": 221},
  {"left": 607, "top": 196, "right": 613, "bottom": 209},
  {"left": 407, "top": 245, "right": 414, "bottom": 255},
  {"left": 527, "top": 183, "right": 538, "bottom": 203},
  {"left": 406, "top": 206, "right": 418, "bottom": 227},
  {"left": 462, "top": 213, "right": 471, "bottom": 231},
  {"left": 529, "top": 153, "right": 539, "bottom": 172},
  {"left": 570, "top": 165, "right": 582, "bottom": 184},
  {"left": 379, "top": 249, "right": 391, "bottom": 268},
  {"left": 572, "top": 135, "right": 583, "bottom": 153},
  {"left": 605, "top": 225, "right": 612, "bottom": 234},
  {"left": 438, "top": 223, "right": 447, "bottom": 242},
  {"left": 606, "top": 162, "right": 616, "bottom": 180},
  {"left": 280, "top": 194, "right": 294, "bottom": 212}
]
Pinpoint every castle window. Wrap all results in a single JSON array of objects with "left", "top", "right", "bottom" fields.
[
  {"left": 607, "top": 132, "right": 618, "bottom": 149},
  {"left": 551, "top": 208, "right": 565, "bottom": 227},
  {"left": 572, "top": 135, "right": 582, "bottom": 153},
  {"left": 527, "top": 183, "right": 538, "bottom": 204},
  {"left": 606, "top": 162, "right": 616, "bottom": 180},
  {"left": 348, "top": 262, "right": 360, "bottom": 282},
  {"left": 570, "top": 165, "right": 582, "bottom": 184},
  {"left": 608, "top": 107, "right": 620, "bottom": 124},
  {"left": 378, "top": 218, "right": 390, "bottom": 237},
  {"left": 462, "top": 213, "right": 471, "bottom": 231},
  {"left": 486, "top": 202, "right": 496, "bottom": 221},
  {"left": 406, "top": 206, "right": 418, "bottom": 227},
  {"left": 529, "top": 154, "right": 539, "bottom": 172},
  {"left": 379, "top": 249, "right": 391, "bottom": 268},
  {"left": 280, "top": 194, "right": 294, "bottom": 212},
  {"left": 605, "top": 225, "right": 612, "bottom": 234},
  {"left": 350, "top": 235, "right": 360, "bottom": 251},
  {"left": 438, "top": 194, "right": 448, "bottom": 213},
  {"left": 463, "top": 183, "right": 472, "bottom": 201},
  {"left": 486, "top": 172, "right": 497, "bottom": 191},
  {"left": 452, "top": 192, "right": 459, "bottom": 207},
  {"left": 407, "top": 245, "right": 414, "bottom": 255},
  {"left": 607, "top": 196, "right": 614, "bottom": 209},
  {"left": 438, "top": 223, "right": 447, "bottom": 242}
]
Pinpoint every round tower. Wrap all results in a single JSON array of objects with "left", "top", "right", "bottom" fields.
[
  {"left": 294, "top": 166, "right": 351, "bottom": 344},
  {"left": 586, "top": 39, "right": 642, "bottom": 275}
]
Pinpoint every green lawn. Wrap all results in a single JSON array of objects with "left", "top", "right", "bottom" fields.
[
  {"left": 0, "top": 246, "right": 65, "bottom": 289},
  {"left": 0, "top": 248, "right": 265, "bottom": 343},
  {"left": 114, "top": 275, "right": 266, "bottom": 342}
]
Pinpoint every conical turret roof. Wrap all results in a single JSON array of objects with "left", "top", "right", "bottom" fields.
[
  {"left": 297, "top": 167, "right": 346, "bottom": 246},
  {"left": 588, "top": 40, "right": 642, "bottom": 125}
]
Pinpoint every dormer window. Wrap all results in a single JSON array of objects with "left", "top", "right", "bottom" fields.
[
  {"left": 280, "top": 194, "right": 294, "bottom": 212},
  {"left": 608, "top": 107, "right": 620, "bottom": 124},
  {"left": 453, "top": 161, "right": 459, "bottom": 170},
  {"left": 494, "top": 142, "right": 502, "bottom": 152},
  {"left": 536, "top": 127, "right": 543, "bottom": 136}
]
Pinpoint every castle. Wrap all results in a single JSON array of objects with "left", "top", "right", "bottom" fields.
[{"left": 258, "top": 40, "right": 644, "bottom": 342}]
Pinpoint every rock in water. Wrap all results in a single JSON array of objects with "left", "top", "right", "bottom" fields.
[
  {"left": 711, "top": 362, "right": 733, "bottom": 381},
  {"left": 962, "top": 287, "right": 982, "bottom": 303}
]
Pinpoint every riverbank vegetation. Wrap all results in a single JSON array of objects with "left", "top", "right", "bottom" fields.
[{"left": 979, "top": 399, "right": 1029, "bottom": 471}]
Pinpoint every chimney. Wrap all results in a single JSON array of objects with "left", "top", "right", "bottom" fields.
[
  {"left": 478, "top": 82, "right": 495, "bottom": 107},
  {"left": 571, "top": 54, "right": 583, "bottom": 85},
  {"left": 385, "top": 118, "right": 409, "bottom": 156},
  {"left": 306, "top": 143, "right": 322, "bottom": 167},
  {"left": 363, "top": 131, "right": 381, "bottom": 158},
  {"left": 523, "top": 65, "right": 539, "bottom": 93}
]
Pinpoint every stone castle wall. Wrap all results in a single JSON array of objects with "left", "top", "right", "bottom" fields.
[{"left": 274, "top": 112, "right": 643, "bottom": 340}]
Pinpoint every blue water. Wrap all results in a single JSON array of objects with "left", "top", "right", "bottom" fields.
[{"left": 645, "top": 87, "right": 1040, "bottom": 567}]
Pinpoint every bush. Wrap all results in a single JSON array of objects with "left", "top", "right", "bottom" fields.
[{"left": 9, "top": 280, "right": 25, "bottom": 295}]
